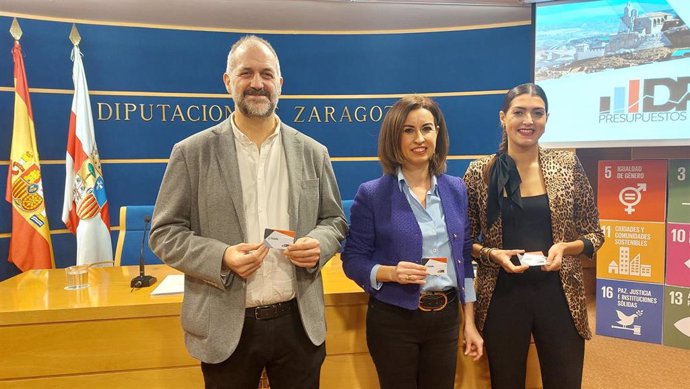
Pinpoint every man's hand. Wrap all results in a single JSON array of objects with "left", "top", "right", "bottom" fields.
[
  {"left": 222, "top": 242, "right": 269, "bottom": 278},
  {"left": 284, "top": 237, "right": 321, "bottom": 268}
]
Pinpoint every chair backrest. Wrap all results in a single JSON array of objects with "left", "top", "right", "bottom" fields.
[
  {"left": 342, "top": 199, "right": 354, "bottom": 225},
  {"left": 114, "top": 205, "right": 163, "bottom": 266},
  {"left": 339, "top": 200, "right": 355, "bottom": 253}
]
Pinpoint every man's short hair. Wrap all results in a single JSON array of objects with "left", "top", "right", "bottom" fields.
[{"left": 226, "top": 35, "right": 282, "bottom": 78}]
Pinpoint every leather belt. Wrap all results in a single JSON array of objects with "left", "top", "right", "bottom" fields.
[
  {"left": 418, "top": 289, "right": 456, "bottom": 312},
  {"left": 245, "top": 299, "right": 298, "bottom": 320}
]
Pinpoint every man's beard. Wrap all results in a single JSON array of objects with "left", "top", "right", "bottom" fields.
[{"left": 234, "top": 87, "right": 279, "bottom": 118}]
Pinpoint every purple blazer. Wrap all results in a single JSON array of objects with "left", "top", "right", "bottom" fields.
[{"left": 342, "top": 173, "right": 473, "bottom": 310}]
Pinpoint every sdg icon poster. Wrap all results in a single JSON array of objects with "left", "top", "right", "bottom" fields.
[
  {"left": 598, "top": 160, "right": 667, "bottom": 222},
  {"left": 666, "top": 223, "right": 690, "bottom": 287},
  {"left": 664, "top": 285, "right": 690, "bottom": 350},
  {"left": 597, "top": 279, "right": 663, "bottom": 344},
  {"left": 597, "top": 220, "right": 665, "bottom": 284},
  {"left": 667, "top": 159, "right": 690, "bottom": 223}
]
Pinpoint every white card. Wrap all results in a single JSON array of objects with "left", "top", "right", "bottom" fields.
[
  {"left": 422, "top": 257, "right": 448, "bottom": 276},
  {"left": 518, "top": 252, "right": 547, "bottom": 266},
  {"left": 263, "top": 228, "right": 296, "bottom": 249}
]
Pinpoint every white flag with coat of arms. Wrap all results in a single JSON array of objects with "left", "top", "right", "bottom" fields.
[{"left": 62, "top": 45, "right": 113, "bottom": 265}]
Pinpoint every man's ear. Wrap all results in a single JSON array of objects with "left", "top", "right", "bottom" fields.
[{"left": 222, "top": 73, "right": 232, "bottom": 95}]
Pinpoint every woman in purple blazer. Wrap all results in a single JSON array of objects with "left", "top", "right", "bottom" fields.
[{"left": 342, "top": 95, "right": 483, "bottom": 389}]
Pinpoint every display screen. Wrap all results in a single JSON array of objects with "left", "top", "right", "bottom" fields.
[{"left": 534, "top": 0, "right": 690, "bottom": 147}]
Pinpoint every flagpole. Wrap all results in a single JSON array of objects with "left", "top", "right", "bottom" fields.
[
  {"left": 10, "top": 18, "right": 22, "bottom": 41},
  {"left": 70, "top": 23, "right": 81, "bottom": 46},
  {"left": 6, "top": 18, "right": 55, "bottom": 271},
  {"left": 63, "top": 23, "right": 114, "bottom": 266}
]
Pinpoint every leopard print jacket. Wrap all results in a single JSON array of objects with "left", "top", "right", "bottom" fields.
[{"left": 464, "top": 148, "right": 604, "bottom": 340}]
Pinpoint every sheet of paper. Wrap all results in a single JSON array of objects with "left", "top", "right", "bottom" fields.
[
  {"left": 151, "top": 274, "right": 184, "bottom": 295},
  {"left": 264, "top": 228, "right": 296, "bottom": 249},
  {"left": 422, "top": 257, "right": 448, "bottom": 276},
  {"left": 518, "top": 252, "right": 547, "bottom": 267}
]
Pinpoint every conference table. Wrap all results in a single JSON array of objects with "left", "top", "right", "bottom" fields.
[{"left": 0, "top": 257, "right": 541, "bottom": 389}]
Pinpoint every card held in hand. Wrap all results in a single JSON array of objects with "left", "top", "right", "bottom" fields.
[
  {"left": 518, "top": 252, "right": 547, "bottom": 266},
  {"left": 422, "top": 257, "right": 448, "bottom": 276},
  {"left": 264, "top": 228, "right": 296, "bottom": 249}
]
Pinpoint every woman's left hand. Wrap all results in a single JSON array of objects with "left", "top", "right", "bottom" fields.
[
  {"left": 463, "top": 324, "right": 484, "bottom": 361},
  {"left": 543, "top": 242, "right": 565, "bottom": 272}
]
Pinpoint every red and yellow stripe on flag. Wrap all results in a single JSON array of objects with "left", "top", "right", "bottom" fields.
[{"left": 4, "top": 41, "right": 54, "bottom": 271}]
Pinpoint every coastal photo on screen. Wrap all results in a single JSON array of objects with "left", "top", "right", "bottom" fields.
[{"left": 534, "top": 0, "right": 689, "bottom": 147}]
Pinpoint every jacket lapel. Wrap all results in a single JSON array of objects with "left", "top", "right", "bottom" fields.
[
  {"left": 437, "top": 175, "right": 462, "bottom": 259},
  {"left": 540, "top": 148, "right": 566, "bottom": 242},
  {"left": 281, "top": 124, "right": 303, "bottom": 231},
  {"left": 215, "top": 119, "right": 248, "bottom": 241},
  {"left": 390, "top": 175, "right": 422, "bottom": 260},
  {"left": 437, "top": 175, "right": 457, "bottom": 233}
]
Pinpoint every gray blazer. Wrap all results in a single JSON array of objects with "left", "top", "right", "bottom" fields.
[{"left": 149, "top": 118, "right": 347, "bottom": 363}]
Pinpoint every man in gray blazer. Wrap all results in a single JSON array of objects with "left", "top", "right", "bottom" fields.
[{"left": 149, "top": 35, "right": 347, "bottom": 389}]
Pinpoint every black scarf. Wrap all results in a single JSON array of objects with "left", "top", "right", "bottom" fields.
[{"left": 487, "top": 152, "right": 523, "bottom": 227}]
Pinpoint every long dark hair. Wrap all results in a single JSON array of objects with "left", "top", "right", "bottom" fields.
[{"left": 484, "top": 83, "right": 549, "bottom": 181}]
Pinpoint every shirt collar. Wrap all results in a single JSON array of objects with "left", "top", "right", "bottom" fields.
[
  {"left": 230, "top": 112, "right": 281, "bottom": 146},
  {"left": 396, "top": 167, "right": 438, "bottom": 194}
]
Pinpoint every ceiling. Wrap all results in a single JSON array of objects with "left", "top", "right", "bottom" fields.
[{"left": 0, "top": 0, "right": 532, "bottom": 32}]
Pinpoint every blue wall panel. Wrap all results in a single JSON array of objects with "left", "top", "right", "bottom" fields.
[
  {"left": 51, "top": 233, "right": 78, "bottom": 269},
  {"left": 80, "top": 96, "right": 233, "bottom": 159},
  {"left": 101, "top": 163, "right": 169, "bottom": 212},
  {"left": 0, "top": 165, "right": 6, "bottom": 234},
  {"left": 447, "top": 160, "right": 473, "bottom": 179},
  {"left": 0, "top": 20, "right": 532, "bottom": 94},
  {"left": 333, "top": 161, "right": 383, "bottom": 201},
  {"left": 0, "top": 15, "right": 532, "bottom": 280},
  {"left": 0, "top": 239, "right": 20, "bottom": 281}
]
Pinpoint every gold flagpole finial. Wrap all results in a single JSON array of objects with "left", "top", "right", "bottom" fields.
[
  {"left": 10, "top": 18, "right": 23, "bottom": 41},
  {"left": 69, "top": 24, "right": 81, "bottom": 46}
]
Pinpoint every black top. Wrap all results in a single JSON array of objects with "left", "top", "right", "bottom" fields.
[{"left": 501, "top": 193, "right": 554, "bottom": 283}]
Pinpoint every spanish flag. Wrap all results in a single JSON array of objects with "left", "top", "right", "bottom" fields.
[{"left": 4, "top": 40, "right": 54, "bottom": 271}]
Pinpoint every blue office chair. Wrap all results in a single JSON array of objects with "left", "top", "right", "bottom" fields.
[
  {"left": 340, "top": 199, "right": 354, "bottom": 252},
  {"left": 114, "top": 205, "right": 163, "bottom": 266},
  {"left": 342, "top": 199, "right": 354, "bottom": 225}
]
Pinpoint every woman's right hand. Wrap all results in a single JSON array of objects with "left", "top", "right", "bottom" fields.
[
  {"left": 490, "top": 249, "right": 529, "bottom": 273},
  {"left": 382, "top": 261, "right": 428, "bottom": 285}
]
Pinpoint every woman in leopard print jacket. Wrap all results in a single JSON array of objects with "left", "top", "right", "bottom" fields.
[{"left": 463, "top": 83, "right": 604, "bottom": 389}]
